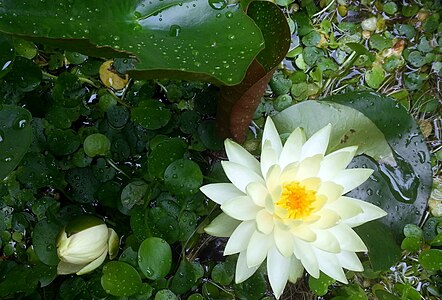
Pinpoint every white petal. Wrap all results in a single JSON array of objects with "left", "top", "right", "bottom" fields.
[
  {"left": 77, "top": 248, "right": 107, "bottom": 275},
  {"left": 300, "top": 124, "right": 331, "bottom": 160},
  {"left": 317, "top": 181, "right": 344, "bottom": 203},
  {"left": 59, "top": 225, "right": 108, "bottom": 264},
  {"left": 235, "top": 251, "right": 259, "bottom": 283},
  {"left": 310, "top": 209, "right": 341, "bottom": 229},
  {"left": 291, "top": 224, "right": 316, "bottom": 242},
  {"left": 317, "top": 146, "right": 358, "bottom": 181},
  {"left": 225, "top": 139, "right": 261, "bottom": 175},
  {"left": 314, "top": 248, "right": 348, "bottom": 283},
  {"left": 266, "top": 164, "right": 282, "bottom": 202},
  {"left": 274, "top": 226, "right": 294, "bottom": 257},
  {"left": 261, "top": 140, "right": 279, "bottom": 179},
  {"left": 343, "top": 199, "right": 387, "bottom": 227},
  {"left": 246, "top": 181, "right": 269, "bottom": 207},
  {"left": 221, "top": 161, "right": 265, "bottom": 193},
  {"left": 295, "top": 155, "right": 323, "bottom": 181},
  {"left": 224, "top": 221, "right": 255, "bottom": 255},
  {"left": 333, "top": 168, "right": 374, "bottom": 193},
  {"left": 262, "top": 117, "right": 282, "bottom": 158},
  {"left": 279, "top": 127, "right": 305, "bottom": 169},
  {"left": 107, "top": 228, "right": 119, "bottom": 260},
  {"left": 205, "top": 213, "right": 241, "bottom": 237},
  {"left": 325, "top": 196, "right": 364, "bottom": 219},
  {"left": 279, "top": 162, "right": 299, "bottom": 184},
  {"left": 200, "top": 183, "right": 244, "bottom": 205},
  {"left": 311, "top": 229, "right": 340, "bottom": 253},
  {"left": 288, "top": 256, "right": 304, "bottom": 283},
  {"left": 337, "top": 250, "right": 363, "bottom": 272},
  {"left": 267, "top": 246, "right": 291, "bottom": 299},
  {"left": 221, "top": 196, "right": 261, "bottom": 221},
  {"left": 328, "top": 224, "right": 367, "bottom": 252},
  {"left": 246, "top": 231, "right": 273, "bottom": 267},
  {"left": 293, "top": 238, "right": 319, "bottom": 278},
  {"left": 256, "top": 209, "right": 274, "bottom": 234}
]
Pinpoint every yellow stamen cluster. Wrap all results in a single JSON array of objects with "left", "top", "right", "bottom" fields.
[{"left": 276, "top": 182, "right": 317, "bottom": 220}]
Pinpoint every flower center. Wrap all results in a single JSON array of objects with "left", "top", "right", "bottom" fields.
[{"left": 275, "top": 182, "right": 317, "bottom": 220}]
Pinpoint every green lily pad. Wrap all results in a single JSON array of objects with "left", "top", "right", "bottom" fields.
[
  {"left": 164, "top": 159, "right": 203, "bottom": 196},
  {"left": 32, "top": 219, "right": 61, "bottom": 266},
  {"left": 147, "top": 138, "right": 187, "bottom": 178},
  {"left": 101, "top": 261, "right": 142, "bottom": 297},
  {"left": 4, "top": 56, "right": 41, "bottom": 91},
  {"left": 131, "top": 99, "right": 171, "bottom": 130},
  {"left": 121, "top": 180, "right": 149, "bottom": 210},
  {"left": 0, "top": 105, "right": 32, "bottom": 180},
  {"left": 0, "top": 0, "right": 266, "bottom": 85},
  {"left": 418, "top": 249, "right": 442, "bottom": 271},
  {"left": 138, "top": 237, "right": 172, "bottom": 280}
]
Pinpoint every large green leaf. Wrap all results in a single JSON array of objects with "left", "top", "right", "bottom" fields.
[
  {"left": 0, "top": 105, "right": 32, "bottom": 180},
  {"left": 0, "top": 0, "right": 266, "bottom": 85},
  {"left": 274, "top": 92, "right": 432, "bottom": 239}
]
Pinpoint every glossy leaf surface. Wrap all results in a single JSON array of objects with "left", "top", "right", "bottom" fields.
[{"left": 0, "top": 0, "right": 266, "bottom": 85}]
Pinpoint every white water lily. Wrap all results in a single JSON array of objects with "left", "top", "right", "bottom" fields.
[
  {"left": 56, "top": 216, "right": 119, "bottom": 275},
  {"left": 201, "top": 118, "right": 387, "bottom": 299}
]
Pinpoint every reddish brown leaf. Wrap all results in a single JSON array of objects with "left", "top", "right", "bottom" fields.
[{"left": 217, "top": 60, "right": 275, "bottom": 142}]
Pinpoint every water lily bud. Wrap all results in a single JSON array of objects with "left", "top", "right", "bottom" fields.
[{"left": 56, "top": 216, "right": 119, "bottom": 275}]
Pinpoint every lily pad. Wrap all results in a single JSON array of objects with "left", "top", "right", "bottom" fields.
[
  {"left": 0, "top": 0, "right": 267, "bottom": 85},
  {"left": 138, "top": 237, "right": 172, "bottom": 280},
  {"left": 164, "top": 159, "right": 203, "bottom": 196},
  {"left": 0, "top": 105, "right": 32, "bottom": 180},
  {"left": 101, "top": 261, "right": 142, "bottom": 297},
  {"left": 0, "top": 33, "right": 14, "bottom": 79}
]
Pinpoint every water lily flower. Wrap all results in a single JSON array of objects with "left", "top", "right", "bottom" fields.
[
  {"left": 201, "top": 118, "right": 387, "bottom": 299},
  {"left": 56, "top": 216, "right": 119, "bottom": 275}
]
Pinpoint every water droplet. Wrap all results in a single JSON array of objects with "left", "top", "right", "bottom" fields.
[
  {"left": 169, "top": 24, "right": 181, "bottom": 37},
  {"left": 227, "top": 34, "right": 235, "bottom": 40},
  {"left": 225, "top": 11, "right": 233, "bottom": 18},
  {"left": 0, "top": 130, "right": 4, "bottom": 143},
  {"left": 208, "top": 0, "right": 227, "bottom": 10}
]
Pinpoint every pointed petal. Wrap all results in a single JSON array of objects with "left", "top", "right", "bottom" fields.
[
  {"left": 224, "top": 221, "right": 256, "bottom": 255},
  {"left": 225, "top": 139, "right": 261, "bottom": 175},
  {"left": 343, "top": 199, "right": 387, "bottom": 227},
  {"left": 317, "top": 146, "right": 358, "bottom": 181},
  {"left": 310, "top": 209, "right": 341, "bottom": 229},
  {"left": 293, "top": 238, "right": 319, "bottom": 278},
  {"left": 314, "top": 248, "right": 348, "bottom": 283},
  {"left": 317, "top": 181, "right": 344, "bottom": 203},
  {"left": 261, "top": 140, "right": 279, "bottom": 179},
  {"left": 256, "top": 209, "right": 274, "bottom": 234},
  {"left": 288, "top": 256, "right": 304, "bottom": 283},
  {"left": 337, "top": 251, "right": 363, "bottom": 272},
  {"left": 266, "top": 164, "right": 282, "bottom": 201},
  {"left": 221, "top": 161, "right": 265, "bottom": 193},
  {"left": 274, "top": 226, "right": 294, "bottom": 257},
  {"left": 262, "top": 117, "right": 282, "bottom": 158},
  {"left": 200, "top": 183, "right": 244, "bottom": 205},
  {"left": 246, "top": 181, "right": 269, "bottom": 207},
  {"left": 311, "top": 229, "right": 340, "bottom": 253},
  {"left": 279, "top": 127, "right": 305, "bottom": 169},
  {"left": 295, "top": 155, "right": 323, "bottom": 181},
  {"left": 246, "top": 231, "right": 273, "bottom": 267},
  {"left": 267, "top": 246, "right": 291, "bottom": 299},
  {"left": 300, "top": 124, "right": 331, "bottom": 160},
  {"left": 328, "top": 224, "right": 367, "bottom": 252},
  {"left": 77, "top": 248, "right": 107, "bottom": 275},
  {"left": 325, "top": 196, "right": 364, "bottom": 219},
  {"left": 333, "top": 168, "right": 374, "bottom": 193},
  {"left": 222, "top": 196, "right": 261, "bottom": 221},
  {"left": 291, "top": 224, "right": 316, "bottom": 242},
  {"left": 107, "top": 228, "right": 119, "bottom": 260},
  {"left": 205, "top": 213, "right": 241, "bottom": 237},
  {"left": 279, "top": 162, "right": 299, "bottom": 184},
  {"left": 235, "top": 251, "right": 259, "bottom": 283}
]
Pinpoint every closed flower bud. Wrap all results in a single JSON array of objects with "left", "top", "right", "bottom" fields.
[{"left": 56, "top": 216, "right": 119, "bottom": 275}]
